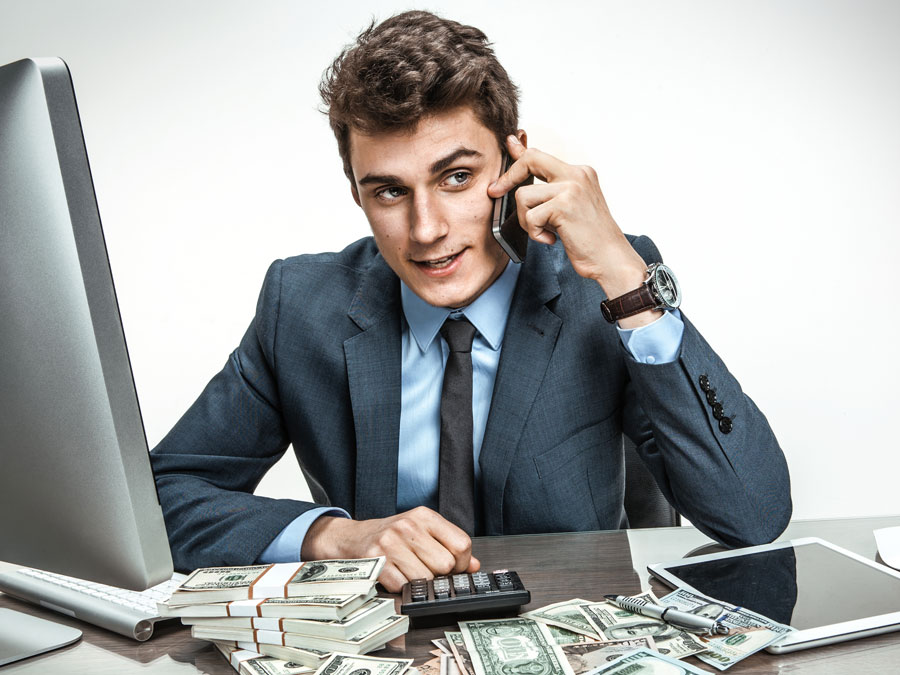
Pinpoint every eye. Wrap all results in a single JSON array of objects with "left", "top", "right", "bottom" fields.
[
  {"left": 375, "top": 186, "right": 407, "bottom": 202},
  {"left": 444, "top": 171, "right": 471, "bottom": 188}
]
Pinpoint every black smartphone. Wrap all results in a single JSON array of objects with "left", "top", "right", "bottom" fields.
[{"left": 491, "top": 153, "right": 534, "bottom": 264}]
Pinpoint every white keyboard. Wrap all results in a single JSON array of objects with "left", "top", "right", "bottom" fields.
[{"left": 0, "top": 567, "right": 187, "bottom": 641}]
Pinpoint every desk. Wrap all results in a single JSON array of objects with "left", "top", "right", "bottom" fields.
[{"left": 2, "top": 516, "right": 898, "bottom": 674}]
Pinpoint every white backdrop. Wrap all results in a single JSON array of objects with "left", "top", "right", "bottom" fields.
[{"left": 3, "top": 0, "right": 898, "bottom": 521}]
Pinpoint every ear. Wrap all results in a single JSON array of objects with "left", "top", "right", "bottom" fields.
[
  {"left": 516, "top": 129, "right": 528, "bottom": 149},
  {"left": 351, "top": 183, "right": 361, "bottom": 207}
]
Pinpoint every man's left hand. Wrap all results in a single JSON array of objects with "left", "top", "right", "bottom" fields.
[{"left": 488, "top": 135, "right": 661, "bottom": 328}]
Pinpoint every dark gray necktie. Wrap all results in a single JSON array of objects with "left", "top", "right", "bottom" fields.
[{"left": 438, "top": 316, "right": 477, "bottom": 536}]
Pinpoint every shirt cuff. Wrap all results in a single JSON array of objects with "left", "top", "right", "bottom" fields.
[
  {"left": 616, "top": 309, "right": 684, "bottom": 365},
  {"left": 257, "top": 507, "right": 350, "bottom": 563}
]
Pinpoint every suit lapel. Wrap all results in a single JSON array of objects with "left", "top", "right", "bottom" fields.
[
  {"left": 479, "top": 244, "right": 563, "bottom": 534},
  {"left": 344, "top": 254, "right": 403, "bottom": 520}
]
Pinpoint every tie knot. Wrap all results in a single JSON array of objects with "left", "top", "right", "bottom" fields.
[{"left": 440, "top": 317, "right": 477, "bottom": 353}]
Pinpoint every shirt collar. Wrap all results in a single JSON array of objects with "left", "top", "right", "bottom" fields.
[{"left": 401, "top": 261, "right": 521, "bottom": 353}]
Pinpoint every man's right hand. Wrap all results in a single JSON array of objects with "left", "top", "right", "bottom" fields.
[{"left": 300, "top": 506, "right": 480, "bottom": 593}]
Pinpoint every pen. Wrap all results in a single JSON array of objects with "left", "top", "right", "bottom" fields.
[{"left": 604, "top": 594, "right": 730, "bottom": 635}]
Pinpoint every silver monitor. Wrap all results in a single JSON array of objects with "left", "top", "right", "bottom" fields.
[{"left": 0, "top": 57, "right": 173, "bottom": 661}]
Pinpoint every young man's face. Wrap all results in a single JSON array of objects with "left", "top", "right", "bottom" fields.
[{"left": 349, "top": 106, "right": 510, "bottom": 309}]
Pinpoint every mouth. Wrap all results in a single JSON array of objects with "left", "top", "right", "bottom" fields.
[
  {"left": 413, "top": 249, "right": 466, "bottom": 276},
  {"left": 418, "top": 252, "right": 461, "bottom": 268}
]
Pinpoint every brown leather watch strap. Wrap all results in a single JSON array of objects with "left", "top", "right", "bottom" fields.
[{"left": 601, "top": 283, "right": 657, "bottom": 323}]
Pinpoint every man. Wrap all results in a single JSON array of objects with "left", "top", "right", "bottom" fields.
[{"left": 150, "top": 11, "right": 791, "bottom": 592}]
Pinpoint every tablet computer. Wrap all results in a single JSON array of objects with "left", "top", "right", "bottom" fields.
[{"left": 648, "top": 537, "right": 900, "bottom": 653}]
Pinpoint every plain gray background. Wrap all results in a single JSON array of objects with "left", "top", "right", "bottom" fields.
[{"left": 2, "top": 0, "right": 898, "bottom": 523}]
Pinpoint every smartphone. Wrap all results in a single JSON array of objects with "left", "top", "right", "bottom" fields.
[{"left": 491, "top": 153, "right": 534, "bottom": 264}]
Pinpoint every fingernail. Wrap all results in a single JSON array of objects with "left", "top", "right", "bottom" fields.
[
  {"left": 488, "top": 180, "right": 497, "bottom": 189},
  {"left": 508, "top": 134, "right": 521, "bottom": 146}
]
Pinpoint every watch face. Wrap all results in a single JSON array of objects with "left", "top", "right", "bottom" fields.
[{"left": 652, "top": 264, "right": 682, "bottom": 309}]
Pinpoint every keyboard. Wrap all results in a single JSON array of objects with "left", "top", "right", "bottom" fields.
[
  {"left": 400, "top": 569, "right": 530, "bottom": 621},
  {"left": 0, "top": 566, "right": 187, "bottom": 641}
]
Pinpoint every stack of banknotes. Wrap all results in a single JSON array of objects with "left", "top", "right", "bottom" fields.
[
  {"left": 158, "top": 557, "right": 412, "bottom": 674},
  {"left": 421, "top": 588, "right": 794, "bottom": 675}
]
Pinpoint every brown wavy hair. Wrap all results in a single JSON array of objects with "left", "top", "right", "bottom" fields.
[{"left": 320, "top": 10, "right": 520, "bottom": 182}]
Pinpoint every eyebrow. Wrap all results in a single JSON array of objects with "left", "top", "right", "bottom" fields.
[{"left": 357, "top": 147, "right": 484, "bottom": 187}]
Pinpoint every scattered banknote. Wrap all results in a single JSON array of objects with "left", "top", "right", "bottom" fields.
[
  {"left": 169, "top": 558, "right": 385, "bottom": 605},
  {"left": 214, "top": 642, "right": 314, "bottom": 675},
  {"left": 313, "top": 653, "right": 413, "bottom": 675},
  {"left": 582, "top": 648, "right": 710, "bottom": 674},
  {"left": 558, "top": 638, "right": 655, "bottom": 675},
  {"left": 440, "top": 653, "right": 460, "bottom": 675},
  {"left": 160, "top": 589, "right": 377, "bottom": 620},
  {"left": 432, "top": 639, "right": 452, "bottom": 655},
  {"left": 444, "top": 631, "right": 474, "bottom": 675},
  {"left": 578, "top": 594, "right": 707, "bottom": 660},
  {"left": 418, "top": 656, "right": 441, "bottom": 675},
  {"left": 658, "top": 588, "right": 795, "bottom": 670},
  {"left": 459, "top": 618, "right": 568, "bottom": 675},
  {"left": 520, "top": 599, "right": 601, "bottom": 639},
  {"left": 544, "top": 624, "right": 595, "bottom": 646}
]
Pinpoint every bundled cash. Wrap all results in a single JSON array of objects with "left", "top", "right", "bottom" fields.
[
  {"left": 658, "top": 588, "right": 795, "bottom": 670},
  {"left": 185, "top": 596, "right": 396, "bottom": 641},
  {"left": 214, "top": 642, "right": 315, "bottom": 675},
  {"left": 160, "top": 588, "right": 377, "bottom": 620},
  {"left": 168, "top": 558, "right": 411, "bottom": 675},
  {"left": 193, "top": 614, "right": 410, "bottom": 654},
  {"left": 168, "top": 558, "right": 385, "bottom": 606}
]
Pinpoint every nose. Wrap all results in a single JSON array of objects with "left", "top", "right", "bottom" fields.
[{"left": 409, "top": 191, "right": 448, "bottom": 245}]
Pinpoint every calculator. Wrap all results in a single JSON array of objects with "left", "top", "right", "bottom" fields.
[{"left": 400, "top": 569, "right": 530, "bottom": 620}]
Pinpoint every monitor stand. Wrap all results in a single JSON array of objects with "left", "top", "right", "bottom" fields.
[{"left": 0, "top": 608, "right": 82, "bottom": 666}]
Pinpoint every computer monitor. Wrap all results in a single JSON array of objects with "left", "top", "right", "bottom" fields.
[{"left": 0, "top": 57, "right": 174, "bottom": 661}]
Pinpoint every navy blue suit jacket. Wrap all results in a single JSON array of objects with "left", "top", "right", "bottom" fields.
[{"left": 150, "top": 236, "right": 791, "bottom": 572}]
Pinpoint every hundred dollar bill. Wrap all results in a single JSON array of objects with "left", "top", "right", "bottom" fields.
[
  {"left": 160, "top": 589, "right": 377, "bottom": 620},
  {"left": 185, "top": 597, "right": 396, "bottom": 641},
  {"left": 222, "top": 642, "right": 331, "bottom": 669},
  {"left": 314, "top": 653, "right": 413, "bottom": 675},
  {"left": 459, "top": 618, "right": 568, "bottom": 675},
  {"left": 214, "top": 641, "right": 314, "bottom": 675},
  {"left": 658, "top": 588, "right": 795, "bottom": 670},
  {"left": 194, "top": 614, "right": 409, "bottom": 654},
  {"left": 558, "top": 638, "right": 655, "bottom": 675},
  {"left": 578, "top": 594, "right": 706, "bottom": 660},
  {"left": 170, "top": 558, "right": 385, "bottom": 605},
  {"left": 520, "top": 599, "right": 601, "bottom": 639},
  {"left": 444, "top": 631, "right": 475, "bottom": 675},
  {"left": 583, "top": 648, "right": 709, "bottom": 675}
]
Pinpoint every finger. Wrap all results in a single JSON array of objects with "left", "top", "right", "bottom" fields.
[
  {"left": 466, "top": 555, "right": 481, "bottom": 573},
  {"left": 378, "top": 560, "right": 413, "bottom": 594},
  {"left": 425, "top": 515, "right": 475, "bottom": 574},
  {"left": 489, "top": 142, "right": 570, "bottom": 198},
  {"left": 388, "top": 543, "right": 437, "bottom": 585},
  {"left": 407, "top": 530, "right": 462, "bottom": 577},
  {"left": 514, "top": 181, "right": 563, "bottom": 210},
  {"left": 520, "top": 199, "right": 559, "bottom": 246}
]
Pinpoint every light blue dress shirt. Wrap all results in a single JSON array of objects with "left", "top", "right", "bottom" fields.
[{"left": 259, "top": 263, "right": 684, "bottom": 562}]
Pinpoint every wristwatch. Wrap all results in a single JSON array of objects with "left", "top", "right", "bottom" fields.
[{"left": 600, "top": 262, "right": 682, "bottom": 323}]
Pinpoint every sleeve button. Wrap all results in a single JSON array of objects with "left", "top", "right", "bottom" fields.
[
  {"left": 719, "top": 417, "right": 733, "bottom": 434},
  {"left": 699, "top": 374, "right": 710, "bottom": 392},
  {"left": 706, "top": 389, "right": 718, "bottom": 405},
  {"left": 712, "top": 402, "right": 725, "bottom": 420}
]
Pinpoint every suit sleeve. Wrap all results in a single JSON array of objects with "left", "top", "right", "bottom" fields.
[
  {"left": 621, "top": 236, "right": 792, "bottom": 547},
  {"left": 150, "top": 260, "right": 321, "bottom": 572}
]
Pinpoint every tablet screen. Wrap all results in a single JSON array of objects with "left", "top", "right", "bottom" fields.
[{"left": 656, "top": 541, "right": 900, "bottom": 629}]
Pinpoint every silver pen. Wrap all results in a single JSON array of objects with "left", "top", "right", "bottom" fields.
[{"left": 604, "top": 594, "right": 730, "bottom": 635}]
